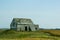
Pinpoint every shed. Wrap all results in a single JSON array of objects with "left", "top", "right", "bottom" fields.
[{"left": 10, "top": 18, "right": 39, "bottom": 31}]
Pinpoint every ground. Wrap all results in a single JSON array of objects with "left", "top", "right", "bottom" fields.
[{"left": 0, "top": 29, "right": 60, "bottom": 40}]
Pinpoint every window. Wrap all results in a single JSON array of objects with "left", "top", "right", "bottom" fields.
[{"left": 35, "top": 28, "right": 37, "bottom": 30}]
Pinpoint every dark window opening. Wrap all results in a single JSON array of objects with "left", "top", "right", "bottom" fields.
[
  {"left": 35, "top": 28, "right": 37, "bottom": 30},
  {"left": 25, "top": 26, "right": 27, "bottom": 31},
  {"left": 29, "top": 27, "right": 31, "bottom": 31}
]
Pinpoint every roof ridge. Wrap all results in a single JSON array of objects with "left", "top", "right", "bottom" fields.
[{"left": 13, "top": 18, "right": 31, "bottom": 19}]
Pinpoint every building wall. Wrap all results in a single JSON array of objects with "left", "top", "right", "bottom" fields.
[
  {"left": 10, "top": 19, "right": 17, "bottom": 31},
  {"left": 17, "top": 24, "right": 25, "bottom": 31},
  {"left": 34, "top": 25, "right": 39, "bottom": 30},
  {"left": 16, "top": 24, "right": 37, "bottom": 31},
  {"left": 10, "top": 24, "right": 39, "bottom": 31},
  {"left": 10, "top": 18, "right": 39, "bottom": 31}
]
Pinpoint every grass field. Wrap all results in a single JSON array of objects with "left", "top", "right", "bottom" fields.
[{"left": 0, "top": 29, "right": 60, "bottom": 40}]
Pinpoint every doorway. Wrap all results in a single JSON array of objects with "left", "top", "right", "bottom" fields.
[
  {"left": 25, "top": 26, "right": 27, "bottom": 31},
  {"left": 29, "top": 27, "right": 31, "bottom": 31}
]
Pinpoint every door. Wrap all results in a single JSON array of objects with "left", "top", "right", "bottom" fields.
[
  {"left": 25, "top": 26, "right": 27, "bottom": 31},
  {"left": 29, "top": 27, "right": 31, "bottom": 31}
]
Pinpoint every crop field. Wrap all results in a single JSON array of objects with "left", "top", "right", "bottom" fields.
[{"left": 0, "top": 30, "right": 60, "bottom": 40}]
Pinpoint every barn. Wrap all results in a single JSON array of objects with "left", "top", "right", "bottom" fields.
[{"left": 10, "top": 18, "right": 39, "bottom": 31}]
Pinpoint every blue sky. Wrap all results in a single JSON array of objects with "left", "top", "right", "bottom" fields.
[{"left": 0, "top": 0, "right": 60, "bottom": 29}]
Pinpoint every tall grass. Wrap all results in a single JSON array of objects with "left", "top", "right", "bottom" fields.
[{"left": 0, "top": 30, "right": 60, "bottom": 40}]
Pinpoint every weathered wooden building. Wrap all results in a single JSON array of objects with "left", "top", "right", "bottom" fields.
[{"left": 10, "top": 18, "right": 39, "bottom": 31}]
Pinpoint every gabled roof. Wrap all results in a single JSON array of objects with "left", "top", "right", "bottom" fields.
[{"left": 13, "top": 18, "right": 33, "bottom": 24}]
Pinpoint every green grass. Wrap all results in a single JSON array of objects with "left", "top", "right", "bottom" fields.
[{"left": 0, "top": 30, "right": 60, "bottom": 40}]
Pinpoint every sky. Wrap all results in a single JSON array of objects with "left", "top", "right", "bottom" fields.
[{"left": 0, "top": 0, "right": 60, "bottom": 29}]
